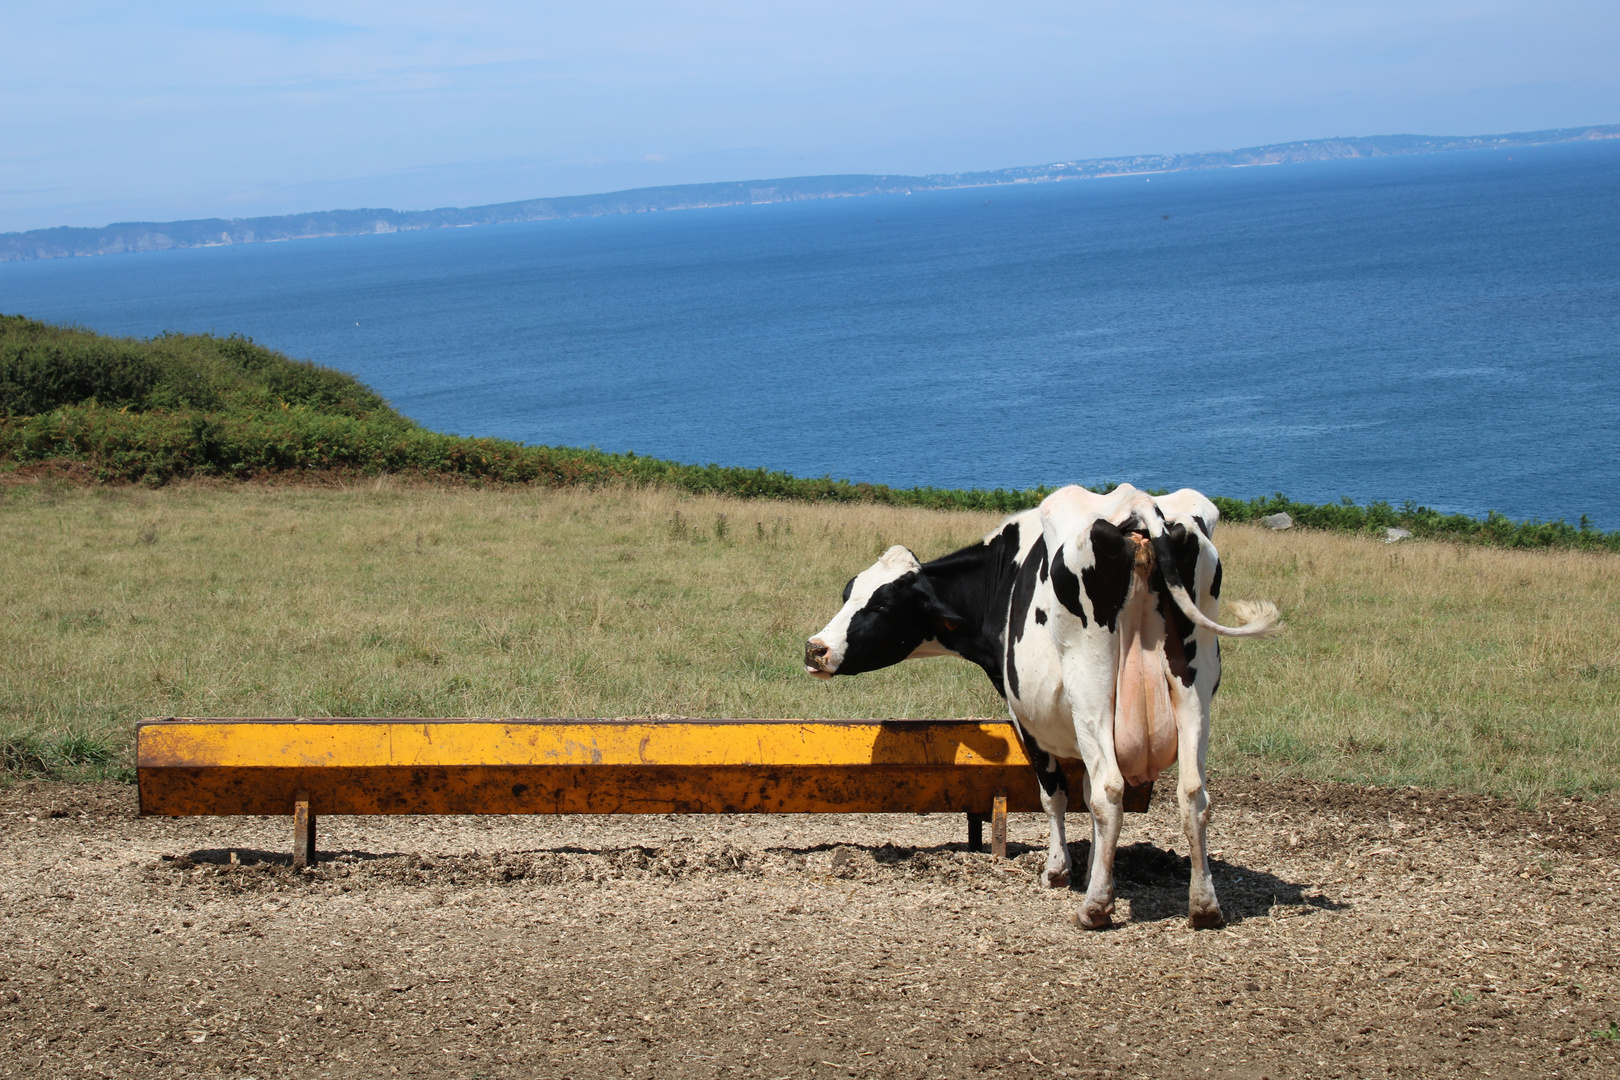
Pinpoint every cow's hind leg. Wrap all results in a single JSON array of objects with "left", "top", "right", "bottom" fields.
[
  {"left": 1016, "top": 729, "right": 1071, "bottom": 888},
  {"left": 1077, "top": 763, "right": 1125, "bottom": 929},
  {"left": 1177, "top": 709, "right": 1224, "bottom": 928}
]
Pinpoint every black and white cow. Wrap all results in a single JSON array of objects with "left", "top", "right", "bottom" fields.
[{"left": 804, "top": 484, "right": 1278, "bottom": 929}]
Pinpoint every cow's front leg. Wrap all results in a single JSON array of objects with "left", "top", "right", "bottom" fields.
[
  {"left": 1015, "top": 730, "right": 1072, "bottom": 888},
  {"left": 1177, "top": 707, "right": 1224, "bottom": 928},
  {"left": 1077, "top": 762, "right": 1125, "bottom": 929}
]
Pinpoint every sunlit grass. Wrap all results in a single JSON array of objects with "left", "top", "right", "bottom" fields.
[
  {"left": 1215, "top": 526, "right": 1620, "bottom": 802},
  {"left": 2, "top": 480, "right": 1616, "bottom": 801}
]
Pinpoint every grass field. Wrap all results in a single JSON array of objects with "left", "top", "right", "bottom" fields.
[{"left": 2, "top": 479, "right": 1616, "bottom": 802}]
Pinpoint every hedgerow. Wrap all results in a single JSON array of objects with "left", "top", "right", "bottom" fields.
[{"left": 1207, "top": 494, "right": 1619, "bottom": 552}]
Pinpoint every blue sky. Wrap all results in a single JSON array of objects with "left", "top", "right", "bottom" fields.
[{"left": 3, "top": 1, "right": 1616, "bottom": 232}]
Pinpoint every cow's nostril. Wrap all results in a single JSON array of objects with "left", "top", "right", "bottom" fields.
[{"left": 804, "top": 640, "right": 830, "bottom": 665}]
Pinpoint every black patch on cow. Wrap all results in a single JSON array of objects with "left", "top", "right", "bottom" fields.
[
  {"left": 841, "top": 576, "right": 856, "bottom": 603},
  {"left": 1210, "top": 560, "right": 1222, "bottom": 599},
  {"left": 1159, "top": 595, "right": 1196, "bottom": 687},
  {"left": 1193, "top": 515, "right": 1212, "bottom": 539},
  {"left": 1050, "top": 545, "right": 1086, "bottom": 624},
  {"left": 909, "top": 519, "right": 1028, "bottom": 697},
  {"left": 1152, "top": 523, "right": 1201, "bottom": 619},
  {"left": 1014, "top": 725, "right": 1068, "bottom": 799},
  {"left": 1079, "top": 519, "right": 1134, "bottom": 632},
  {"left": 1004, "top": 534, "right": 1047, "bottom": 699},
  {"left": 1150, "top": 522, "right": 1204, "bottom": 687},
  {"left": 1034, "top": 608, "right": 1047, "bottom": 625}
]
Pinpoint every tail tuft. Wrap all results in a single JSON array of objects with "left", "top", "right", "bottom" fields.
[{"left": 1220, "top": 599, "right": 1282, "bottom": 638}]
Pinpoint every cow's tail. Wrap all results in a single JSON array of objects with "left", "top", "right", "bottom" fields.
[{"left": 1137, "top": 501, "right": 1282, "bottom": 639}]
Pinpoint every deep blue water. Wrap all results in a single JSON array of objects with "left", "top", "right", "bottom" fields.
[{"left": 3, "top": 140, "right": 1618, "bottom": 526}]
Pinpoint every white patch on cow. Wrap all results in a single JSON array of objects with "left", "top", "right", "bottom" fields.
[
  {"left": 906, "top": 638, "right": 959, "bottom": 659},
  {"left": 804, "top": 545, "right": 920, "bottom": 676}
]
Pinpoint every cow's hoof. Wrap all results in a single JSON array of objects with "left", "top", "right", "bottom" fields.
[
  {"left": 1187, "top": 904, "right": 1225, "bottom": 930},
  {"left": 1071, "top": 902, "right": 1113, "bottom": 930},
  {"left": 1042, "top": 868, "right": 1070, "bottom": 890}
]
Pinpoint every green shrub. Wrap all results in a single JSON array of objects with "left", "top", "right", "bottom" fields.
[
  {"left": 0, "top": 314, "right": 394, "bottom": 419},
  {"left": 0, "top": 315, "right": 162, "bottom": 414}
]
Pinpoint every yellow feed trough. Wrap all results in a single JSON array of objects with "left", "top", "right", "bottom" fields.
[{"left": 136, "top": 718, "right": 1151, "bottom": 867}]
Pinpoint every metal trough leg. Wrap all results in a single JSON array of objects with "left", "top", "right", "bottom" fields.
[
  {"left": 292, "top": 790, "right": 316, "bottom": 869},
  {"left": 991, "top": 790, "right": 1008, "bottom": 859}
]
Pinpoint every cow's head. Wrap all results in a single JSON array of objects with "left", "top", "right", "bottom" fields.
[{"left": 804, "top": 545, "right": 965, "bottom": 678}]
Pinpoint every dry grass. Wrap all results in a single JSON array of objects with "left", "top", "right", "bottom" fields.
[
  {"left": 1217, "top": 526, "right": 1620, "bottom": 801},
  {"left": 2, "top": 480, "right": 1616, "bottom": 800}
]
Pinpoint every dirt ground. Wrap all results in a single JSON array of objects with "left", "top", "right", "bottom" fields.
[{"left": 1, "top": 778, "right": 1616, "bottom": 1080}]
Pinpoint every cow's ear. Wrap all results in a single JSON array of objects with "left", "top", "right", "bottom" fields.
[{"left": 932, "top": 601, "right": 967, "bottom": 635}]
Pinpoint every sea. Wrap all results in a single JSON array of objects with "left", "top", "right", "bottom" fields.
[{"left": 3, "top": 139, "right": 1617, "bottom": 527}]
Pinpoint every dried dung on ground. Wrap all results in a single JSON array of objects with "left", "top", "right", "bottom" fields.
[{"left": 1, "top": 779, "right": 1616, "bottom": 1079}]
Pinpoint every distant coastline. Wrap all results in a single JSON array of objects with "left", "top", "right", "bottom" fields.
[{"left": 3, "top": 123, "right": 1616, "bottom": 263}]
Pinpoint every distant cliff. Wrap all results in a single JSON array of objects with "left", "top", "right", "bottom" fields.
[
  {"left": 5, "top": 123, "right": 1615, "bottom": 263},
  {"left": 937, "top": 124, "right": 1620, "bottom": 184}
]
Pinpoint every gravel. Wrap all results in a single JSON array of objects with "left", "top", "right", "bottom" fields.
[{"left": 2, "top": 778, "right": 1616, "bottom": 1079}]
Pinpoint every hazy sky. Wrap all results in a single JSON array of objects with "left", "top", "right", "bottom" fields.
[{"left": 3, "top": 2, "right": 1616, "bottom": 232}]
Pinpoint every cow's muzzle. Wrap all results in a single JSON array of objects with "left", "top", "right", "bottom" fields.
[{"left": 803, "top": 638, "right": 834, "bottom": 678}]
